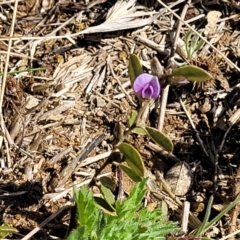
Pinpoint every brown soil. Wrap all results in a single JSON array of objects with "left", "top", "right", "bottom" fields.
[{"left": 0, "top": 0, "right": 240, "bottom": 239}]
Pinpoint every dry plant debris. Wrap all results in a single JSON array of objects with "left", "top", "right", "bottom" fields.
[{"left": 0, "top": 0, "right": 240, "bottom": 239}]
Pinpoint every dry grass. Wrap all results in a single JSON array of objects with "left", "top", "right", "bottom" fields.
[{"left": 0, "top": 0, "right": 240, "bottom": 239}]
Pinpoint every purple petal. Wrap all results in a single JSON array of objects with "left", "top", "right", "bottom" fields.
[
  {"left": 133, "top": 73, "right": 161, "bottom": 99},
  {"left": 142, "top": 84, "right": 154, "bottom": 98},
  {"left": 149, "top": 76, "right": 160, "bottom": 99},
  {"left": 133, "top": 73, "right": 153, "bottom": 93}
]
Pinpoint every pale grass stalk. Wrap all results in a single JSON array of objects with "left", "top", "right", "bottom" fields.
[{"left": 0, "top": 0, "right": 19, "bottom": 167}]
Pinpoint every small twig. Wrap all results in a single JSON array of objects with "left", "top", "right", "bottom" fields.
[
  {"left": 181, "top": 201, "right": 190, "bottom": 233},
  {"left": 146, "top": 142, "right": 181, "bottom": 163},
  {"left": 218, "top": 109, "right": 240, "bottom": 153},
  {"left": 220, "top": 230, "right": 240, "bottom": 240},
  {"left": 50, "top": 134, "right": 106, "bottom": 190},
  {"left": 174, "top": 90, "right": 209, "bottom": 158},
  {"left": 108, "top": 58, "right": 137, "bottom": 107},
  {"left": 228, "top": 168, "right": 240, "bottom": 240},
  {"left": 0, "top": 0, "right": 19, "bottom": 167},
  {"left": 93, "top": 90, "right": 124, "bottom": 112},
  {"left": 20, "top": 204, "right": 72, "bottom": 240},
  {"left": 157, "top": 1, "right": 190, "bottom": 131},
  {"left": 158, "top": 85, "right": 169, "bottom": 131},
  {"left": 134, "top": 35, "right": 169, "bottom": 56},
  {"left": 79, "top": 151, "right": 112, "bottom": 167},
  {"left": 117, "top": 167, "right": 125, "bottom": 200},
  {"left": 0, "top": 0, "right": 18, "bottom": 111}
]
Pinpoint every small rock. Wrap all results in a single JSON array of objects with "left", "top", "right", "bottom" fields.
[{"left": 165, "top": 161, "right": 193, "bottom": 196}]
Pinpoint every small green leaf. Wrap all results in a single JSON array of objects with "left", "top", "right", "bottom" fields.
[
  {"left": 194, "top": 38, "right": 205, "bottom": 54},
  {"left": 145, "top": 126, "right": 173, "bottom": 152},
  {"left": 119, "top": 164, "right": 143, "bottom": 182},
  {"left": 132, "top": 127, "right": 146, "bottom": 135},
  {"left": 118, "top": 143, "right": 144, "bottom": 178},
  {"left": 0, "top": 224, "right": 18, "bottom": 238},
  {"left": 100, "top": 176, "right": 115, "bottom": 190},
  {"left": 94, "top": 197, "right": 116, "bottom": 216},
  {"left": 128, "top": 54, "right": 143, "bottom": 84},
  {"left": 127, "top": 110, "right": 138, "bottom": 128},
  {"left": 185, "top": 30, "right": 193, "bottom": 58},
  {"left": 172, "top": 65, "right": 212, "bottom": 82},
  {"left": 100, "top": 184, "right": 115, "bottom": 206}
]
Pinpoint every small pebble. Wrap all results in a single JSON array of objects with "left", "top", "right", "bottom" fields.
[{"left": 96, "top": 110, "right": 104, "bottom": 117}]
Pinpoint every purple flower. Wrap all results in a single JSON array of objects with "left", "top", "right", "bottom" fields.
[{"left": 133, "top": 73, "right": 160, "bottom": 99}]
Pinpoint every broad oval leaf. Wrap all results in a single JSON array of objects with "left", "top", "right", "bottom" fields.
[
  {"left": 172, "top": 65, "right": 212, "bottom": 82},
  {"left": 118, "top": 142, "right": 144, "bottom": 178},
  {"left": 119, "top": 164, "right": 142, "bottom": 182},
  {"left": 128, "top": 54, "right": 143, "bottom": 84},
  {"left": 145, "top": 126, "right": 173, "bottom": 152}
]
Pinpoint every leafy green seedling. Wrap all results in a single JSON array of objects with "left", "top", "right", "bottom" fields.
[
  {"left": 185, "top": 29, "right": 205, "bottom": 60},
  {"left": 67, "top": 180, "right": 180, "bottom": 240}
]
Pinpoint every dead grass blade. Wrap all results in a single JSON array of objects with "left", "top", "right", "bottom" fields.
[{"left": 79, "top": 0, "right": 160, "bottom": 34}]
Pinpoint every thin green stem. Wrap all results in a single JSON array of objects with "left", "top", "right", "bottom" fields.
[
  {"left": 201, "top": 195, "right": 240, "bottom": 235},
  {"left": 0, "top": 68, "right": 45, "bottom": 76},
  {"left": 195, "top": 195, "right": 214, "bottom": 236}
]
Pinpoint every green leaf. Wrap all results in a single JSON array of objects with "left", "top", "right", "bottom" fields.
[
  {"left": 145, "top": 126, "right": 173, "bottom": 152},
  {"left": 118, "top": 143, "right": 144, "bottom": 178},
  {"left": 185, "top": 30, "right": 193, "bottom": 59},
  {"left": 172, "top": 65, "right": 212, "bottom": 82},
  {"left": 0, "top": 224, "right": 18, "bottom": 238},
  {"left": 128, "top": 54, "right": 143, "bottom": 84},
  {"left": 115, "top": 180, "right": 147, "bottom": 216},
  {"left": 68, "top": 179, "right": 180, "bottom": 240},
  {"left": 132, "top": 127, "right": 146, "bottom": 135},
  {"left": 99, "top": 176, "right": 115, "bottom": 190},
  {"left": 195, "top": 195, "right": 214, "bottom": 236},
  {"left": 127, "top": 110, "right": 138, "bottom": 128},
  {"left": 94, "top": 197, "right": 116, "bottom": 216},
  {"left": 73, "top": 186, "right": 100, "bottom": 234},
  {"left": 100, "top": 184, "right": 115, "bottom": 206},
  {"left": 202, "top": 194, "right": 240, "bottom": 235},
  {"left": 194, "top": 38, "right": 205, "bottom": 54},
  {"left": 119, "top": 164, "right": 143, "bottom": 182},
  {"left": 67, "top": 227, "right": 89, "bottom": 240},
  {"left": 185, "top": 29, "right": 205, "bottom": 59}
]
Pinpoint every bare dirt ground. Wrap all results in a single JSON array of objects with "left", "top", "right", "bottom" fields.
[{"left": 0, "top": 0, "right": 240, "bottom": 239}]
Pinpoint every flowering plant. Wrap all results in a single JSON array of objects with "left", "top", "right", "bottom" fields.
[{"left": 133, "top": 73, "right": 160, "bottom": 100}]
